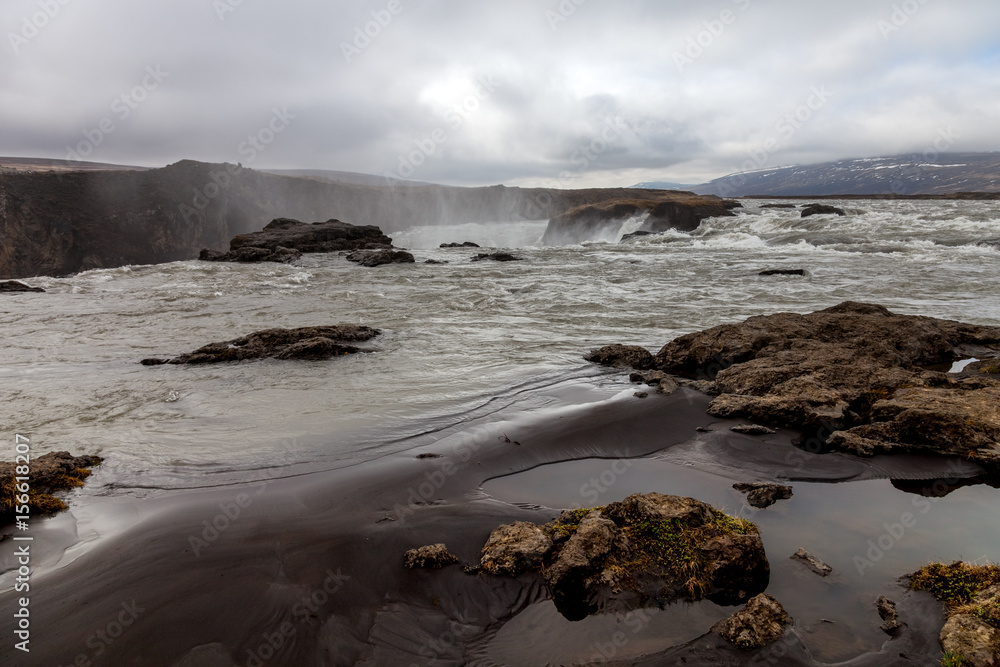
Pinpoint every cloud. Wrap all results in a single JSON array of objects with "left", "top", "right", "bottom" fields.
[{"left": 2, "top": 0, "right": 998, "bottom": 185}]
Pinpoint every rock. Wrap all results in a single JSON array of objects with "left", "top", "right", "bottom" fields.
[
  {"left": 345, "top": 249, "right": 415, "bottom": 267},
  {"left": 789, "top": 548, "right": 833, "bottom": 577},
  {"left": 656, "top": 377, "right": 679, "bottom": 395},
  {"left": 801, "top": 204, "right": 846, "bottom": 217},
  {"left": 200, "top": 218, "right": 394, "bottom": 263},
  {"left": 634, "top": 391, "right": 648, "bottom": 399},
  {"left": 403, "top": 544, "right": 459, "bottom": 569},
  {"left": 439, "top": 242, "right": 480, "bottom": 248},
  {"left": 966, "top": 358, "right": 1000, "bottom": 375},
  {"left": 585, "top": 344, "right": 654, "bottom": 370},
  {"left": 759, "top": 269, "right": 806, "bottom": 276},
  {"left": 649, "top": 302, "right": 1000, "bottom": 465},
  {"left": 0, "top": 451, "right": 103, "bottom": 519},
  {"left": 760, "top": 203, "right": 797, "bottom": 209},
  {"left": 733, "top": 483, "right": 793, "bottom": 509},
  {"left": 630, "top": 370, "right": 668, "bottom": 385},
  {"left": 940, "top": 614, "right": 1000, "bottom": 667},
  {"left": 141, "top": 325, "right": 380, "bottom": 365},
  {"left": 424, "top": 259, "right": 448, "bottom": 265},
  {"left": 471, "top": 252, "right": 522, "bottom": 262},
  {"left": 480, "top": 522, "right": 554, "bottom": 576},
  {"left": 713, "top": 594, "right": 792, "bottom": 649},
  {"left": 0, "top": 280, "right": 45, "bottom": 293},
  {"left": 542, "top": 194, "right": 737, "bottom": 245},
  {"left": 620, "top": 230, "right": 655, "bottom": 243},
  {"left": 543, "top": 512, "right": 623, "bottom": 617},
  {"left": 731, "top": 424, "right": 777, "bottom": 435},
  {"left": 875, "top": 596, "right": 902, "bottom": 635},
  {"left": 479, "top": 494, "right": 768, "bottom": 620}
]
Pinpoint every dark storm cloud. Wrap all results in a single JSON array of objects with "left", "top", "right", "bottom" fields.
[{"left": 2, "top": 0, "right": 998, "bottom": 185}]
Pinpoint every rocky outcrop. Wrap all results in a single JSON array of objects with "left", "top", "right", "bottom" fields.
[
  {"left": 0, "top": 280, "right": 44, "bottom": 292},
  {"left": 644, "top": 302, "right": 1000, "bottom": 465},
  {"left": 478, "top": 493, "right": 769, "bottom": 620},
  {"left": 541, "top": 194, "right": 738, "bottom": 245},
  {"left": 140, "top": 325, "right": 380, "bottom": 365},
  {"left": 713, "top": 594, "right": 792, "bottom": 649},
  {"left": 940, "top": 614, "right": 1000, "bottom": 667},
  {"left": 733, "top": 483, "right": 792, "bottom": 509},
  {"left": 0, "top": 451, "right": 103, "bottom": 519},
  {"left": 801, "top": 203, "right": 845, "bottom": 217},
  {"left": 403, "top": 544, "right": 459, "bottom": 569},
  {"left": 201, "top": 218, "right": 394, "bottom": 263},
  {"left": 346, "top": 249, "right": 415, "bottom": 267}
]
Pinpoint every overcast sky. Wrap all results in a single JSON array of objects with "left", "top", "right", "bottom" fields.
[{"left": 2, "top": 0, "right": 999, "bottom": 187}]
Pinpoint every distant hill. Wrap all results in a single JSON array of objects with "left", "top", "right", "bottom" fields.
[
  {"left": 690, "top": 152, "right": 1000, "bottom": 196},
  {"left": 0, "top": 156, "right": 149, "bottom": 173}
]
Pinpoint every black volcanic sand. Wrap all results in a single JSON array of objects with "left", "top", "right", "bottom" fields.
[{"left": 1, "top": 385, "right": 994, "bottom": 666}]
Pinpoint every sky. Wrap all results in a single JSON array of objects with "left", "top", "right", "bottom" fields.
[{"left": 2, "top": 0, "right": 999, "bottom": 188}]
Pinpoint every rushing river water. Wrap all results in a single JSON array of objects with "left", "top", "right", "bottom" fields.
[{"left": 2, "top": 199, "right": 999, "bottom": 494}]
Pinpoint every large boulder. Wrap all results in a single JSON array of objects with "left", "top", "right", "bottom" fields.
[
  {"left": 140, "top": 325, "right": 380, "bottom": 365},
  {"left": 345, "top": 249, "right": 415, "bottom": 267},
  {"left": 478, "top": 493, "right": 769, "bottom": 620},
  {"left": 642, "top": 302, "right": 1000, "bottom": 464},
  {"left": 200, "top": 218, "right": 394, "bottom": 263},
  {"left": 801, "top": 203, "right": 845, "bottom": 217}
]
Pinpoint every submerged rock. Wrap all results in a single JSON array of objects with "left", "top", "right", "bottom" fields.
[
  {"left": 713, "top": 593, "right": 792, "bottom": 649},
  {"left": 471, "top": 252, "right": 522, "bottom": 262},
  {"left": 789, "top": 548, "right": 833, "bottom": 577},
  {"left": 200, "top": 218, "right": 394, "bottom": 263},
  {"left": 731, "top": 424, "right": 777, "bottom": 435},
  {"left": 0, "top": 280, "right": 45, "bottom": 293},
  {"left": 141, "top": 325, "right": 380, "bottom": 365},
  {"left": 875, "top": 596, "right": 902, "bottom": 635},
  {"left": 478, "top": 493, "right": 769, "bottom": 620},
  {"left": 0, "top": 452, "right": 103, "bottom": 519},
  {"left": 759, "top": 269, "right": 806, "bottom": 276},
  {"left": 733, "top": 482, "right": 793, "bottom": 509},
  {"left": 403, "top": 544, "right": 459, "bottom": 569},
  {"left": 801, "top": 204, "right": 846, "bottom": 217},
  {"left": 439, "top": 242, "right": 480, "bottom": 248},
  {"left": 760, "top": 203, "right": 797, "bottom": 209},
  {"left": 345, "top": 249, "right": 415, "bottom": 267}
]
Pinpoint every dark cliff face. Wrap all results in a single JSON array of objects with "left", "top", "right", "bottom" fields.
[{"left": 0, "top": 160, "right": 708, "bottom": 279}]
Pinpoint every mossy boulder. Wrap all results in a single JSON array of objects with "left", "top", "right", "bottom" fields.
[
  {"left": 1, "top": 451, "right": 103, "bottom": 521},
  {"left": 909, "top": 562, "right": 1000, "bottom": 666},
  {"left": 479, "top": 493, "right": 769, "bottom": 620}
]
